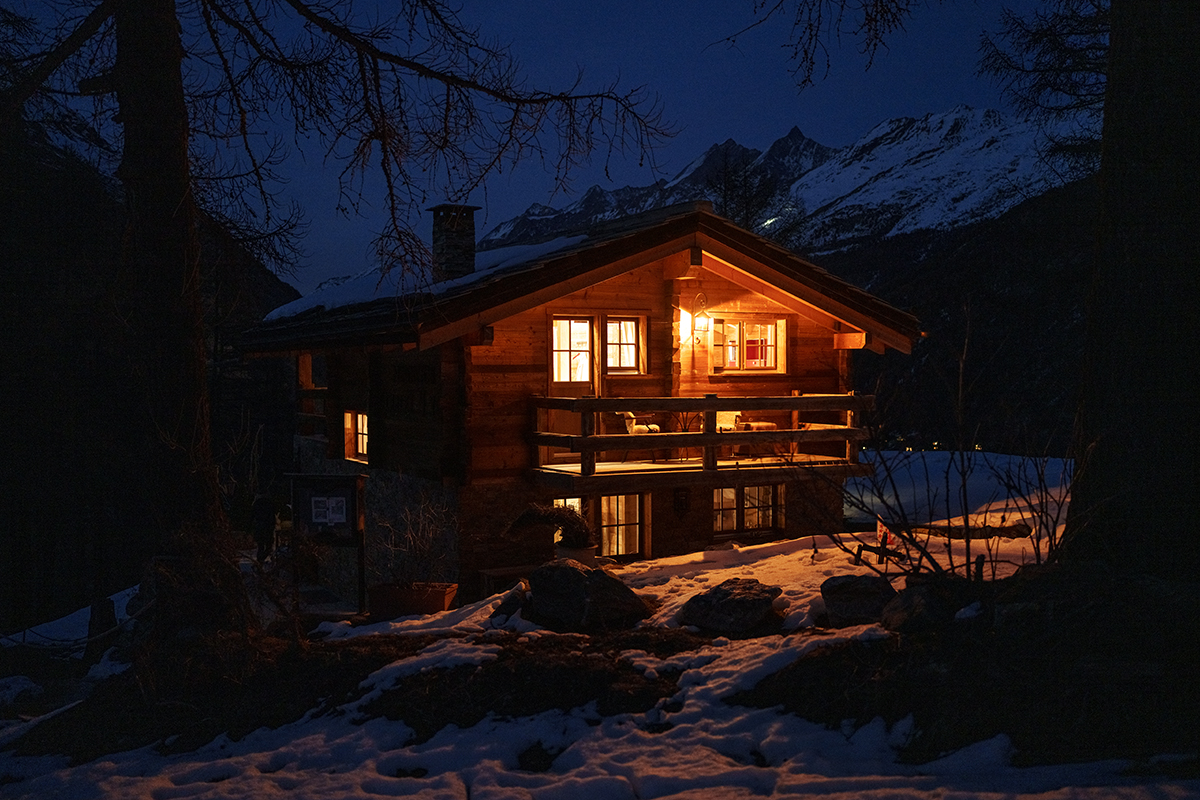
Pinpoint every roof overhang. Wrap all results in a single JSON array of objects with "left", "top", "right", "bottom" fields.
[{"left": 245, "top": 204, "right": 921, "bottom": 357}]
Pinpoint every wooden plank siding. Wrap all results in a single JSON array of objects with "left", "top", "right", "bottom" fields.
[
  {"left": 253, "top": 205, "right": 924, "bottom": 596},
  {"left": 311, "top": 255, "right": 860, "bottom": 483}
]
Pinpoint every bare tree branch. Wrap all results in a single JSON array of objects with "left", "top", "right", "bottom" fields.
[{"left": 1, "top": 0, "right": 116, "bottom": 123}]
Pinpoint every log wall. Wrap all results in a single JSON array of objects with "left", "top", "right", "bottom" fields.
[{"left": 313, "top": 254, "right": 861, "bottom": 597}]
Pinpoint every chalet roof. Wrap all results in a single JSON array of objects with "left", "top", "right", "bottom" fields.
[{"left": 243, "top": 201, "right": 922, "bottom": 354}]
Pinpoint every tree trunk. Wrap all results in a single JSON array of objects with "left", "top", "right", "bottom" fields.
[
  {"left": 111, "top": 0, "right": 224, "bottom": 535},
  {"left": 1064, "top": 1, "right": 1200, "bottom": 577}
]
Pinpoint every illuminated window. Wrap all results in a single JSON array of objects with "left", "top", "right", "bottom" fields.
[
  {"left": 555, "top": 495, "right": 642, "bottom": 557},
  {"left": 553, "top": 497, "right": 583, "bottom": 515},
  {"left": 714, "top": 487, "right": 738, "bottom": 533},
  {"left": 344, "top": 411, "right": 368, "bottom": 462},
  {"left": 743, "top": 322, "right": 777, "bottom": 368},
  {"left": 743, "top": 484, "right": 777, "bottom": 529},
  {"left": 599, "top": 494, "right": 640, "bottom": 557},
  {"left": 605, "top": 318, "right": 640, "bottom": 373},
  {"left": 713, "top": 485, "right": 785, "bottom": 534},
  {"left": 552, "top": 318, "right": 592, "bottom": 383},
  {"left": 715, "top": 320, "right": 781, "bottom": 370}
]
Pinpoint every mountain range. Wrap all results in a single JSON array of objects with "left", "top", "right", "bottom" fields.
[{"left": 479, "top": 105, "right": 1062, "bottom": 255}]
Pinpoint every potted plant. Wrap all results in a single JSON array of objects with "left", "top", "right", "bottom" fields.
[
  {"left": 367, "top": 489, "right": 458, "bottom": 618},
  {"left": 547, "top": 505, "right": 599, "bottom": 566}
]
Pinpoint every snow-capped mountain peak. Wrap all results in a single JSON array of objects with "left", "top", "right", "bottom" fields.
[{"left": 478, "top": 106, "right": 1062, "bottom": 253}]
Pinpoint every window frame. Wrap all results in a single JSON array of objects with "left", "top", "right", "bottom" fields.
[
  {"left": 712, "top": 484, "right": 786, "bottom": 537},
  {"left": 603, "top": 315, "right": 645, "bottom": 375},
  {"left": 343, "top": 410, "right": 369, "bottom": 463},
  {"left": 550, "top": 316, "right": 594, "bottom": 385},
  {"left": 598, "top": 493, "right": 641, "bottom": 557},
  {"left": 554, "top": 494, "right": 644, "bottom": 559},
  {"left": 711, "top": 317, "right": 787, "bottom": 373}
]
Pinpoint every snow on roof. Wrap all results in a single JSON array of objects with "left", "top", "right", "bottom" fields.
[{"left": 264, "top": 235, "right": 588, "bottom": 322}]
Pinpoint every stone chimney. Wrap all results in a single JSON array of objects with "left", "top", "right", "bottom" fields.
[{"left": 429, "top": 203, "right": 480, "bottom": 282}]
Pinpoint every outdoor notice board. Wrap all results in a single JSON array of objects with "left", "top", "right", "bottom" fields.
[{"left": 289, "top": 473, "right": 366, "bottom": 547}]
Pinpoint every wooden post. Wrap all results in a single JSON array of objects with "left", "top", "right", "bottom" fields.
[
  {"left": 702, "top": 393, "right": 717, "bottom": 471},
  {"left": 581, "top": 396, "right": 596, "bottom": 477},
  {"left": 791, "top": 389, "right": 800, "bottom": 456},
  {"left": 530, "top": 395, "right": 542, "bottom": 470}
]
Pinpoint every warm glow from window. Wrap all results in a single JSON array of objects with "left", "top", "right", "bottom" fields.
[
  {"left": 552, "top": 318, "right": 591, "bottom": 383},
  {"left": 554, "top": 495, "right": 640, "bottom": 556},
  {"left": 344, "top": 411, "right": 368, "bottom": 462},
  {"left": 600, "top": 494, "right": 640, "bottom": 556},
  {"left": 714, "top": 485, "right": 784, "bottom": 533},
  {"left": 717, "top": 320, "right": 780, "bottom": 370},
  {"left": 553, "top": 498, "right": 584, "bottom": 544},
  {"left": 606, "top": 318, "right": 639, "bottom": 372},
  {"left": 744, "top": 322, "right": 776, "bottom": 368},
  {"left": 714, "top": 487, "right": 737, "bottom": 533},
  {"left": 743, "top": 484, "right": 775, "bottom": 529}
]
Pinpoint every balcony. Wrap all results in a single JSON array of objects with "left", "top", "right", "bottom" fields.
[{"left": 530, "top": 393, "right": 873, "bottom": 493}]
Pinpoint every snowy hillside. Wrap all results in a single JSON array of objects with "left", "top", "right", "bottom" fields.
[
  {"left": 479, "top": 106, "right": 1060, "bottom": 253},
  {"left": 782, "top": 106, "right": 1055, "bottom": 250}
]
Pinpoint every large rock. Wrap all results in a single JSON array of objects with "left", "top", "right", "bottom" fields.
[
  {"left": 881, "top": 584, "right": 956, "bottom": 633},
  {"left": 678, "top": 578, "right": 783, "bottom": 636},
  {"left": 882, "top": 571, "right": 984, "bottom": 633},
  {"left": 820, "top": 574, "right": 897, "bottom": 627},
  {"left": 523, "top": 559, "right": 650, "bottom": 633}
]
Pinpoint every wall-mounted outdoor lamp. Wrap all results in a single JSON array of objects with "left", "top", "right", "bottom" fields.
[{"left": 693, "top": 292, "right": 710, "bottom": 337}]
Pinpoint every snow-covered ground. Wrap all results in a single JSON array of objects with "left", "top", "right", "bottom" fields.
[{"left": 2, "top": 453, "right": 1195, "bottom": 799}]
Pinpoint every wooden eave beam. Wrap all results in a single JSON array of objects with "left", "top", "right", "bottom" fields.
[
  {"left": 694, "top": 227, "right": 917, "bottom": 354},
  {"left": 416, "top": 233, "right": 699, "bottom": 350},
  {"left": 697, "top": 255, "right": 851, "bottom": 334}
]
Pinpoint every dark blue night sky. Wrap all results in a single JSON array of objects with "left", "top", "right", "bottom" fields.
[{"left": 285, "top": 0, "right": 1040, "bottom": 292}]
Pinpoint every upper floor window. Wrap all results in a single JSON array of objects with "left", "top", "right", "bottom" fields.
[
  {"left": 605, "top": 317, "right": 640, "bottom": 373},
  {"left": 344, "top": 410, "right": 368, "bottom": 462},
  {"left": 552, "top": 318, "right": 592, "bottom": 383},
  {"left": 715, "top": 319, "right": 784, "bottom": 371}
]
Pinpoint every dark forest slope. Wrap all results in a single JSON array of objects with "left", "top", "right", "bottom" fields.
[{"left": 817, "top": 177, "right": 1097, "bottom": 456}]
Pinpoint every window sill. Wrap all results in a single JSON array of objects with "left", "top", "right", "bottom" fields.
[{"left": 707, "top": 371, "right": 790, "bottom": 382}]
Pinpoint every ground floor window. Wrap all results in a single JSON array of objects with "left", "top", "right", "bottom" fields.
[
  {"left": 554, "top": 494, "right": 643, "bottom": 557},
  {"left": 713, "top": 484, "right": 785, "bottom": 535},
  {"left": 599, "top": 494, "right": 640, "bottom": 556}
]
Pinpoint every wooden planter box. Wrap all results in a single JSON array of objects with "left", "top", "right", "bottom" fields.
[{"left": 368, "top": 582, "right": 458, "bottom": 619}]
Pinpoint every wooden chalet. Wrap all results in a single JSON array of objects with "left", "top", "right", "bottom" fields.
[{"left": 245, "top": 201, "right": 921, "bottom": 597}]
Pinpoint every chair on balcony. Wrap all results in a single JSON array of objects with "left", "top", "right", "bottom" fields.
[
  {"left": 616, "top": 411, "right": 663, "bottom": 462},
  {"left": 620, "top": 411, "right": 660, "bottom": 435}
]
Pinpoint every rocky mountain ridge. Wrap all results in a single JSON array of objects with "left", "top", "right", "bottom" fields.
[{"left": 479, "top": 106, "right": 1059, "bottom": 255}]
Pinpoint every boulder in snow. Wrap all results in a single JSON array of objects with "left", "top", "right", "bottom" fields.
[
  {"left": 820, "top": 574, "right": 897, "bottom": 627},
  {"left": 677, "top": 577, "right": 783, "bottom": 636},
  {"left": 522, "top": 559, "right": 650, "bottom": 633}
]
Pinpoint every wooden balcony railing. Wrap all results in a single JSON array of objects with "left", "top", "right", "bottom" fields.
[{"left": 530, "top": 392, "right": 872, "bottom": 478}]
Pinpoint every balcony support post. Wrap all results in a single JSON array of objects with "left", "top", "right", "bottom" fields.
[
  {"left": 581, "top": 396, "right": 596, "bottom": 477},
  {"left": 702, "top": 393, "right": 718, "bottom": 472}
]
